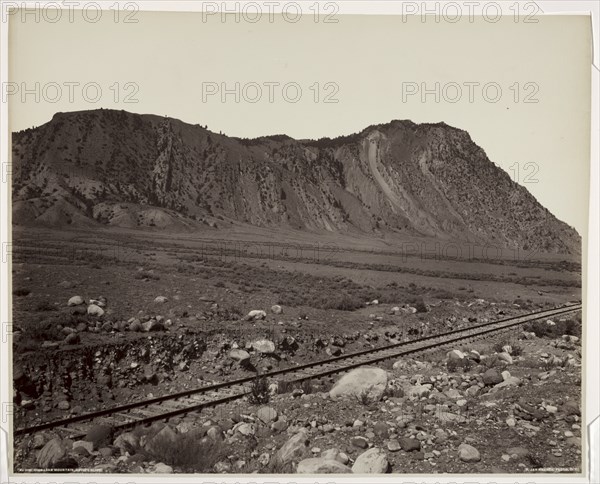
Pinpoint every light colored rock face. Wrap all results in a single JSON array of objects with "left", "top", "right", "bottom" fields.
[
  {"left": 275, "top": 430, "right": 309, "bottom": 465},
  {"left": 351, "top": 447, "right": 389, "bottom": 473},
  {"left": 257, "top": 406, "right": 278, "bottom": 424},
  {"left": 271, "top": 305, "right": 283, "bottom": 314},
  {"left": 68, "top": 295, "right": 84, "bottom": 306},
  {"left": 297, "top": 458, "right": 352, "bottom": 474},
  {"left": 87, "top": 304, "right": 104, "bottom": 317},
  {"left": 251, "top": 339, "right": 276, "bottom": 354},
  {"left": 458, "top": 443, "right": 481, "bottom": 462},
  {"left": 229, "top": 349, "right": 250, "bottom": 362},
  {"left": 154, "top": 463, "right": 173, "bottom": 473},
  {"left": 247, "top": 310, "right": 267, "bottom": 320},
  {"left": 37, "top": 438, "right": 67, "bottom": 468},
  {"left": 329, "top": 367, "right": 388, "bottom": 402},
  {"left": 447, "top": 349, "right": 465, "bottom": 361},
  {"left": 497, "top": 352, "right": 513, "bottom": 364},
  {"left": 321, "top": 448, "right": 349, "bottom": 464}
]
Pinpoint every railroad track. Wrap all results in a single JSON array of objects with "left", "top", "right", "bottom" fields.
[{"left": 15, "top": 303, "right": 582, "bottom": 440}]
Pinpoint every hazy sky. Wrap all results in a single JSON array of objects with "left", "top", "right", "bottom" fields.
[{"left": 8, "top": 11, "right": 592, "bottom": 236}]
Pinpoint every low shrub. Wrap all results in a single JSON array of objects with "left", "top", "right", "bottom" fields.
[{"left": 248, "top": 374, "right": 270, "bottom": 404}]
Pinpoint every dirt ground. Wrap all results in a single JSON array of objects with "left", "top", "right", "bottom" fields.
[{"left": 10, "top": 226, "right": 583, "bottom": 474}]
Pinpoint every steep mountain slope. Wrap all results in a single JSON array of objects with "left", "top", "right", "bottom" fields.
[{"left": 11, "top": 109, "right": 581, "bottom": 254}]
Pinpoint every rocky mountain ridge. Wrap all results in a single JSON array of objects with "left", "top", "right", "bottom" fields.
[{"left": 11, "top": 109, "right": 581, "bottom": 254}]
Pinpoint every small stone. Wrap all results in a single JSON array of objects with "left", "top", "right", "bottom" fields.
[
  {"left": 57, "top": 400, "right": 70, "bottom": 410},
  {"left": 64, "top": 333, "right": 80, "bottom": 345},
  {"left": 154, "top": 296, "right": 168, "bottom": 303},
  {"left": 351, "top": 436, "right": 369, "bottom": 449},
  {"left": 387, "top": 440, "right": 401, "bottom": 452},
  {"left": 67, "top": 296, "right": 84, "bottom": 306},
  {"left": 271, "top": 305, "right": 283, "bottom": 314},
  {"left": 482, "top": 369, "right": 503, "bottom": 386},
  {"left": 399, "top": 438, "right": 421, "bottom": 452}
]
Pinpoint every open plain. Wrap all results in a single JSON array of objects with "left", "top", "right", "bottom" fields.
[{"left": 11, "top": 225, "right": 583, "bottom": 474}]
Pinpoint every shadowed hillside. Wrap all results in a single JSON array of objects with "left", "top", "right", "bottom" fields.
[{"left": 11, "top": 109, "right": 581, "bottom": 254}]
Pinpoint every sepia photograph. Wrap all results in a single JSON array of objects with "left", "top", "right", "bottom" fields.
[{"left": 1, "top": 1, "right": 597, "bottom": 481}]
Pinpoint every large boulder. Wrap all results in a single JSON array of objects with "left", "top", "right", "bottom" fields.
[
  {"left": 329, "top": 367, "right": 388, "bottom": 402},
  {"left": 251, "top": 339, "right": 276, "bottom": 354},
  {"left": 275, "top": 429, "right": 309, "bottom": 465},
  {"left": 37, "top": 438, "right": 68, "bottom": 468},
  {"left": 351, "top": 448, "right": 389, "bottom": 473},
  {"left": 297, "top": 458, "right": 352, "bottom": 473}
]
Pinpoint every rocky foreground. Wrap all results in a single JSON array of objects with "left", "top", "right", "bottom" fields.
[{"left": 15, "top": 322, "right": 582, "bottom": 474}]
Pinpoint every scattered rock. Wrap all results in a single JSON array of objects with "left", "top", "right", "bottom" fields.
[
  {"left": 399, "top": 438, "right": 421, "bottom": 452},
  {"left": 37, "top": 438, "right": 67, "bottom": 468},
  {"left": 142, "top": 320, "right": 164, "bottom": 332},
  {"left": 297, "top": 457, "right": 352, "bottom": 474},
  {"left": 321, "top": 448, "right": 349, "bottom": 464},
  {"left": 87, "top": 304, "right": 104, "bottom": 317},
  {"left": 387, "top": 440, "right": 401, "bottom": 452},
  {"left": 114, "top": 432, "right": 139, "bottom": 453},
  {"left": 329, "top": 367, "right": 388, "bottom": 402},
  {"left": 447, "top": 349, "right": 465, "bottom": 362},
  {"left": 247, "top": 310, "right": 267, "bottom": 320},
  {"left": 351, "top": 436, "right": 369, "bottom": 449},
  {"left": 275, "top": 429, "right": 309, "bottom": 465},
  {"left": 257, "top": 406, "right": 278, "bottom": 424},
  {"left": 271, "top": 305, "right": 283, "bottom": 314},
  {"left": 154, "top": 296, "right": 168, "bottom": 303},
  {"left": 57, "top": 400, "right": 70, "bottom": 410},
  {"left": 352, "top": 447, "right": 389, "bottom": 473},
  {"left": 67, "top": 296, "right": 84, "bottom": 306},
  {"left": 230, "top": 349, "right": 250, "bottom": 363},
  {"left": 251, "top": 339, "right": 276, "bottom": 354},
  {"left": 64, "top": 333, "right": 80, "bottom": 345},
  {"left": 154, "top": 462, "right": 173, "bottom": 473},
  {"left": 458, "top": 443, "right": 481, "bottom": 463},
  {"left": 497, "top": 352, "right": 513, "bottom": 365},
  {"left": 482, "top": 369, "right": 503, "bottom": 386}
]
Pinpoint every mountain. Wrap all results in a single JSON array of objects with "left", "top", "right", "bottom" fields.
[{"left": 11, "top": 109, "right": 581, "bottom": 254}]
